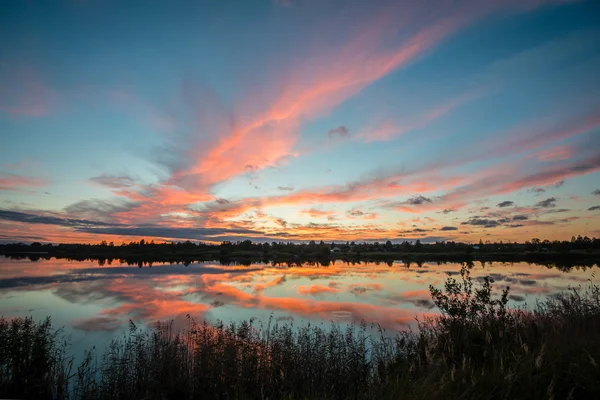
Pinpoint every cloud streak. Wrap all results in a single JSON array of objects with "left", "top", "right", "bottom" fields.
[{"left": 0, "top": 174, "right": 47, "bottom": 191}]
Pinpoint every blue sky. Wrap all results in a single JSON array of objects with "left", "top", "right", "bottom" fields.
[{"left": 1, "top": 0, "right": 599, "bottom": 243}]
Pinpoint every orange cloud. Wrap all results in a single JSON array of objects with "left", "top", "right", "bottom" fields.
[
  {"left": 254, "top": 275, "right": 287, "bottom": 292},
  {"left": 298, "top": 285, "right": 340, "bottom": 296},
  {"left": 300, "top": 208, "right": 338, "bottom": 219}
]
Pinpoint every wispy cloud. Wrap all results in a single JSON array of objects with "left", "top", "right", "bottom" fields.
[
  {"left": 533, "top": 145, "right": 573, "bottom": 162},
  {"left": 90, "top": 174, "right": 136, "bottom": 189},
  {"left": 356, "top": 89, "right": 484, "bottom": 142},
  {"left": 0, "top": 174, "right": 47, "bottom": 191}
]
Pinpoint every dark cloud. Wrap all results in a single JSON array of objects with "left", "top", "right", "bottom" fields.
[
  {"left": 387, "top": 293, "right": 435, "bottom": 309},
  {"left": 350, "top": 287, "right": 369, "bottom": 295},
  {"left": 277, "top": 186, "right": 294, "bottom": 191},
  {"left": 507, "top": 224, "right": 525, "bottom": 228},
  {"left": 408, "top": 299, "right": 435, "bottom": 309},
  {"left": 0, "top": 208, "right": 291, "bottom": 242},
  {"left": 215, "top": 198, "right": 230, "bottom": 204},
  {"left": 0, "top": 274, "right": 98, "bottom": 290},
  {"left": 553, "top": 180, "right": 565, "bottom": 188},
  {"left": 346, "top": 209, "right": 376, "bottom": 219},
  {"left": 348, "top": 209, "right": 366, "bottom": 217},
  {"left": 520, "top": 279, "right": 537, "bottom": 286},
  {"left": 442, "top": 209, "right": 456, "bottom": 214},
  {"left": 399, "top": 228, "right": 431, "bottom": 234},
  {"left": 524, "top": 220, "right": 555, "bottom": 226},
  {"left": 274, "top": 218, "right": 288, "bottom": 228},
  {"left": 405, "top": 195, "right": 432, "bottom": 205},
  {"left": 589, "top": 206, "right": 600, "bottom": 211},
  {"left": 461, "top": 218, "right": 500, "bottom": 228},
  {"left": 440, "top": 226, "right": 458, "bottom": 231},
  {"left": 211, "top": 300, "right": 225, "bottom": 307},
  {"left": 544, "top": 208, "right": 570, "bottom": 214},
  {"left": 90, "top": 174, "right": 135, "bottom": 189},
  {"left": 75, "top": 226, "right": 265, "bottom": 241},
  {"left": 593, "top": 189, "right": 600, "bottom": 196},
  {"left": 508, "top": 294, "right": 526, "bottom": 302},
  {"left": 497, "top": 201, "right": 514, "bottom": 208},
  {"left": 64, "top": 199, "right": 136, "bottom": 221},
  {"left": 327, "top": 126, "right": 349, "bottom": 139},
  {"left": 244, "top": 164, "right": 260, "bottom": 173},
  {"left": 512, "top": 215, "right": 528, "bottom": 221},
  {"left": 395, "top": 236, "right": 449, "bottom": 244},
  {"left": 535, "top": 197, "right": 557, "bottom": 208},
  {"left": 528, "top": 187, "right": 546, "bottom": 194},
  {"left": 0, "top": 264, "right": 261, "bottom": 291},
  {"left": 0, "top": 209, "right": 120, "bottom": 228},
  {"left": 73, "top": 317, "right": 122, "bottom": 332}
]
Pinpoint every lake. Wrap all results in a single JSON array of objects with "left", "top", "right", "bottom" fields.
[{"left": 0, "top": 257, "right": 596, "bottom": 358}]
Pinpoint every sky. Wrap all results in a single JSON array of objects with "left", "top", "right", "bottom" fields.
[{"left": 0, "top": 0, "right": 599, "bottom": 244}]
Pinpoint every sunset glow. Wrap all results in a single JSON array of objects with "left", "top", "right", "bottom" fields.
[{"left": 1, "top": 0, "right": 599, "bottom": 244}]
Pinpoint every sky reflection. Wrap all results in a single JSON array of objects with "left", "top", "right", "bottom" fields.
[{"left": 1, "top": 258, "right": 596, "bottom": 339}]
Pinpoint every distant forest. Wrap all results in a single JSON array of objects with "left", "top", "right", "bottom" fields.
[{"left": 1, "top": 235, "right": 599, "bottom": 267}]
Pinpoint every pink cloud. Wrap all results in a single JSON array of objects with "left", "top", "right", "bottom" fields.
[
  {"left": 442, "top": 153, "right": 600, "bottom": 205},
  {"left": 0, "top": 174, "right": 47, "bottom": 191},
  {"left": 488, "top": 112, "right": 600, "bottom": 159},
  {"left": 160, "top": 2, "right": 480, "bottom": 198},
  {"left": 532, "top": 145, "right": 574, "bottom": 162},
  {"left": 357, "top": 89, "right": 484, "bottom": 142}
]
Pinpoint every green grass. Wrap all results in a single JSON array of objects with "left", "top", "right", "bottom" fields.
[{"left": 1, "top": 266, "right": 599, "bottom": 399}]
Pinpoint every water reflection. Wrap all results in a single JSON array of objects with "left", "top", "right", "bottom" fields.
[{"left": 0, "top": 258, "right": 597, "bottom": 339}]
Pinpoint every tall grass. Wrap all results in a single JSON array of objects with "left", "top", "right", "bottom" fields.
[
  {"left": 0, "top": 317, "right": 72, "bottom": 399},
  {"left": 1, "top": 266, "right": 599, "bottom": 399}
]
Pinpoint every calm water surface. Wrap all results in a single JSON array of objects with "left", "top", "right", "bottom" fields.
[{"left": 0, "top": 258, "right": 597, "bottom": 357}]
